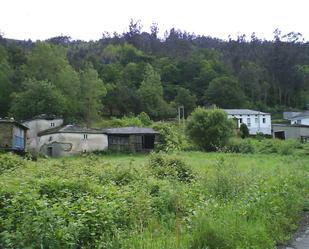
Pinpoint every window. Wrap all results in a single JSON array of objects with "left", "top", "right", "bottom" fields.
[
  {"left": 296, "top": 120, "right": 301, "bottom": 124},
  {"left": 247, "top": 117, "right": 251, "bottom": 127},
  {"left": 83, "top": 134, "right": 88, "bottom": 139},
  {"left": 255, "top": 117, "right": 258, "bottom": 124},
  {"left": 239, "top": 118, "right": 243, "bottom": 124},
  {"left": 262, "top": 118, "right": 266, "bottom": 124},
  {"left": 51, "top": 122, "right": 55, "bottom": 127}
]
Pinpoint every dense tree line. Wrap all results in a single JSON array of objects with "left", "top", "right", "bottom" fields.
[{"left": 1, "top": 21, "right": 309, "bottom": 125}]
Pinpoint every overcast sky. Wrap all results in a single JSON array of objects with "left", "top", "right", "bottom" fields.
[{"left": 1, "top": 0, "right": 308, "bottom": 41}]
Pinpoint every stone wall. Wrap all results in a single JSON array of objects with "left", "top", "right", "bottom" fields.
[{"left": 0, "top": 123, "right": 13, "bottom": 149}]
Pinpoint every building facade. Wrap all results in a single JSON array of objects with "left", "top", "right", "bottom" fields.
[
  {"left": 272, "top": 124, "right": 309, "bottom": 143},
  {"left": 22, "top": 114, "right": 64, "bottom": 154},
  {"left": 0, "top": 119, "right": 28, "bottom": 152},
  {"left": 224, "top": 109, "right": 272, "bottom": 135},
  {"left": 38, "top": 125, "right": 108, "bottom": 157},
  {"left": 287, "top": 111, "right": 309, "bottom": 126}
]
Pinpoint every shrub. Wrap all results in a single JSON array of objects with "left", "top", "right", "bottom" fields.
[
  {"left": 225, "top": 138, "right": 255, "bottom": 154},
  {"left": 148, "top": 153, "right": 194, "bottom": 182},
  {"left": 186, "top": 107, "right": 234, "bottom": 151},
  {"left": 152, "top": 123, "right": 186, "bottom": 152},
  {"left": 239, "top": 123, "right": 249, "bottom": 138},
  {"left": 0, "top": 153, "right": 25, "bottom": 174}
]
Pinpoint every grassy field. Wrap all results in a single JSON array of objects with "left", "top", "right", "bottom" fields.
[{"left": 0, "top": 151, "right": 308, "bottom": 249}]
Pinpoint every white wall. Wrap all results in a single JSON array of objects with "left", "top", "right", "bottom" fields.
[
  {"left": 23, "top": 118, "right": 63, "bottom": 153},
  {"left": 227, "top": 114, "right": 272, "bottom": 135},
  {"left": 38, "top": 133, "right": 108, "bottom": 157},
  {"left": 290, "top": 117, "right": 309, "bottom": 126}
]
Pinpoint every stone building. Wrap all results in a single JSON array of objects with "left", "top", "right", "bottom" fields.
[
  {"left": 272, "top": 124, "right": 309, "bottom": 143},
  {"left": 0, "top": 118, "right": 28, "bottom": 153}
]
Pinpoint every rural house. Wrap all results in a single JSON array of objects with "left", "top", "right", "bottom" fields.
[
  {"left": 285, "top": 111, "right": 309, "bottom": 126},
  {"left": 37, "top": 125, "right": 108, "bottom": 157},
  {"left": 0, "top": 118, "right": 28, "bottom": 153},
  {"left": 224, "top": 109, "right": 272, "bottom": 135},
  {"left": 104, "top": 127, "right": 159, "bottom": 152},
  {"left": 22, "top": 114, "right": 64, "bottom": 155}
]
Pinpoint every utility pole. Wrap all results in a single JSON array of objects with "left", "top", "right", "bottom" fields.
[{"left": 178, "top": 105, "right": 185, "bottom": 127}]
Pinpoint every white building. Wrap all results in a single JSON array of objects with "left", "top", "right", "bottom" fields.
[
  {"left": 22, "top": 114, "right": 64, "bottom": 154},
  {"left": 38, "top": 125, "right": 108, "bottom": 157},
  {"left": 287, "top": 111, "right": 309, "bottom": 126},
  {"left": 224, "top": 109, "right": 272, "bottom": 135}
]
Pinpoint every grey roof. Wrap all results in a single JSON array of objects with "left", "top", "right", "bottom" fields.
[
  {"left": 224, "top": 109, "right": 270, "bottom": 115},
  {"left": 283, "top": 112, "right": 301, "bottom": 120},
  {"left": 103, "top": 127, "right": 158, "bottom": 135},
  {"left": 38, "top": 125, "right": 104, "bottom": 136},
  {"left": 0, "top": 118, "right": 29, "bottom": 130},
  {"left": 289, "top": 111, "right": 309, "bottom": 120},
  {"left": 272, "top": 123, "right": 309, "bottom": 128}
]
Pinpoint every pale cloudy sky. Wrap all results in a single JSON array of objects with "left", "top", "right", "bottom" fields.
[{"left": 1, "top": 0, "right": 308, "bottom": 41}]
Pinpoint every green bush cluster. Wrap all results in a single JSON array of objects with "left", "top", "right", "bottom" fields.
[
  {"left": 0, "top": 152, "right": 307, "bottom": 249},
  {"left": 0, "top": 153, "right": 26, "bottom": 174},
  {"left": 148, "top": 153, "right": 194, "bottom": 183}
]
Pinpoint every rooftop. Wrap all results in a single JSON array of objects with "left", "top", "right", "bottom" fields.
[
  {"left": 289, "top": 111, "right": 309, "bottom": 119},
  {"left": 38, "top": 125, "right": 104, "bottom": 136},
  {"left": 0, "top": 118, "right": 29, "bottom": 130},
  {"left": 224, "top": 109, "right": 270, "bottom": 115},
  {"left": 103, "top": 127, "right": 158, "bottom": 135}
]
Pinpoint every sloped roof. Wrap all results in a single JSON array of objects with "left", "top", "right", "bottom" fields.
[
  {"left": 272, "top": 123, "right": 309, "bottom": 128},
  {"left": 0, "top": 118, "right": 29, "bottom": 130},
  {"left": 224, "top": 109, "right": 270, "bottom": 115},
  {"left": 23, "top": 114, "right": 63, "bottom": 122},
  {"left": 38, "top": 125, "right": 104, "bottom": 136},
  {"left": 103, "top": 127, "right": 158, "bottom": 135},
  {"left": 289, "top": 111, "right": 309, "bottom": 120}
]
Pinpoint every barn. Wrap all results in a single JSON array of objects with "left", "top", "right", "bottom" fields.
[{"left": 104, "top": 127, "right": 159, "bottom": 152}]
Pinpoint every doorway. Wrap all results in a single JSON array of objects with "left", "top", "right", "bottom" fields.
[
  {"left": 47, "top": 146, "right": 53, "bottom": 157},
  {"left": 274, "top": 131, "right": 285, "bottom": 140},
  {"left": 143, "top": 135, "right": 155, "bottom": 149}
]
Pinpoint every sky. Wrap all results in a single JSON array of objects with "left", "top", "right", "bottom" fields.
[{"left": 1, "top": 0, "right": 309, "bottom": 42}]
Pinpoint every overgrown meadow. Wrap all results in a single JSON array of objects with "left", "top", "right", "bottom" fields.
[{"left": 0, "top": 149, "right": 308, "bottom": 249}]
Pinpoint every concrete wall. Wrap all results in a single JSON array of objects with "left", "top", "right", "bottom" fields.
[
  {"left": 38, "top": 133, "right": 108, "bottom": 157},
  {"left": 227, "top": 114, "right": 271, "bottom": 135},
  {"left": 272, "top": 125, "right": 309, "bottom": 141},
  {"left": 23, "top": 118, "right": 63, "bottom": 154}
]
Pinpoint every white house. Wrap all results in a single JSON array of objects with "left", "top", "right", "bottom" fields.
[
  {"left": 22, "top": 114, "right": 64, "bottom": 154},
  {"left": 287, "top": 111, "right": 309, "bottom": 126},
  {"left": 38, "top": 125, "right": 108, "bottom": 157},
  {"left": 224, "top": 109, "right": 272, "bottom": 135}
]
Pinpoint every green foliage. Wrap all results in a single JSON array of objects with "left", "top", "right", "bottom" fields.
[
  {"left": 95, "top": 113, "right": 152, "bottom": 128},
  {"left": 239, "top": 123, "right": 250, "bottom": 138},
  {"left": 225, "top": 138, "right": 255, "bottom": 154},
  {"left": 137, "top": 112, "right": 152, "bottom": 126},
  {"left": 186, "top": 107, "right": 234, "bottom": 151},
  {"left": 0, "top": 153, "right": 25, "bottom": 174},
  {"left": 204, "top": 76, "right": 246, "bottom": 108},
  {"left": 0, "top": 152, "right": 307, "bottom": 248},
  {"left": 152, "top": 122, "right": 186, "bottom": 152},
  {"left": 10, "top": 79, "right": 67, "bottom": 120},
  {"left": 174, "top": 87, "right": 197, "bottom": 117},
  {"left": 148, "top": 153, "right": 194, "bottom": 182}
]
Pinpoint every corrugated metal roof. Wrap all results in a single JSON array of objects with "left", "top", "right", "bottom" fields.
[
  {"left": 103, "top": 127, "right": 158, "bottom": 135},
  {"left": 224, "top": 109, "right": 270, "bottom": 115},
  {"left": 0, "top": 119, "right": 29, "bottom": 130}
]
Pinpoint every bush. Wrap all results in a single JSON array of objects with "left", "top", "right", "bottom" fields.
[
  {"left": 225, "top": 138, "right": 255, "bottom": 154},
  {"left": 152, "top": 122, "right": 186, "bottom": 152},
  {"left": 0, "top": 153, "right": 25, "bottom": 174},
  {"left": 148, "top": 153, "right": 194, "bottom": 182},
  {"left": 186, "top": 107, "right": 234, "bottom": 151},
  {"left": 239, "top": 123, "right": 249, "bottom": 138}
]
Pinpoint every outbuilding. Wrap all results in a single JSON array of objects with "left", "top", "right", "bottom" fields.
[
  {"left": 272, "top": 124, "right": 309, "bottom": 143},
  {"left": 37, "top": 125, "right": 108, "bottom": 157},
  {"left": 0, "top": 118, "right": 29, "bottom": 153},
  {"left": 104, "top": 127, "right": 159, "bottom": 152}
]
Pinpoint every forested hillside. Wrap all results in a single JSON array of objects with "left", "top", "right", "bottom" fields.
[{"left": 1, "top": 21, "right": 309, "bottom": 124}]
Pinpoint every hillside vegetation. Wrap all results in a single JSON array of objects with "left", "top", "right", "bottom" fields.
[
  {"left": 1, "top": 22, "right": 309, "bottom": 125},
  {"left": 0, "top": 150, "right": 308, "bottom": 249}
]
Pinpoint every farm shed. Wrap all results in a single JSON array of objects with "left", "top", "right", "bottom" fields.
[
  {"left": 0, "top": 118, "right": 28, "bottom": 153},
  {"left": 104, "top": 127, "right": 159, "bottom": 152},
  {"left": 272, "top": 124, "right": 309, "bottom": 142},
  {"left": 38, "top": 125, "right": 108, "bottom": 157}
]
